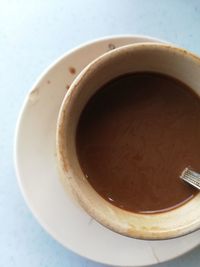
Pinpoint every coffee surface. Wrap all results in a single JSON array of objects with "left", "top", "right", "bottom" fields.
[{"left": 76, "top": 72, "right": 199, "bottom": 214}]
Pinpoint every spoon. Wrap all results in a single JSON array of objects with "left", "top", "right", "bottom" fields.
[{"left": 180, "top": 167, "right": 200, "bottom": 190}]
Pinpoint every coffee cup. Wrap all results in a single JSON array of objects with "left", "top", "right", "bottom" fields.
[{"left": 56, "top": 43, "right": 200, "bottom": 240}]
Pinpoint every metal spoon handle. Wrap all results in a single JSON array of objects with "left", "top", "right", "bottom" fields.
[{"left": 180, "top": 168, "right": 200, "bottom": 190}]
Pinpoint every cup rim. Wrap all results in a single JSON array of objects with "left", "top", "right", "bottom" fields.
[{"left": 56, "top": 42, "right": 200, "bottom": 240}]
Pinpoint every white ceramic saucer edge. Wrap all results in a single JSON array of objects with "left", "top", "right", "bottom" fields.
[{"left": 14, "top": 35, "right": 200, "bottom": 267}]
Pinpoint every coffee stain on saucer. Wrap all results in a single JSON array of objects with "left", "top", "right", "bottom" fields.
[
  {"left": 69, "top": 67, "right": 76, "bottom": 75},
  {"left": 108, "top": 43, "right": 116, "bottom": 50}
]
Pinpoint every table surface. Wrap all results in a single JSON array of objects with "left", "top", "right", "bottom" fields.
[{"left": 1, "top": 0, "right": 200, "bottom": 266}]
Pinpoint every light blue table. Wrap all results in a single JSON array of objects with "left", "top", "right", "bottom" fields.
[{"left": 1, "top": 1, "right": 200, "bottom": 266}]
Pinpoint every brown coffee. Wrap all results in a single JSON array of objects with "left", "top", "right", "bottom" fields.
[{"left": 76, "top": 72, "right": 199, "bottom": 214}]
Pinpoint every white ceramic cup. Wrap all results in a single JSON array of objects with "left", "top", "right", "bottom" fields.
[{"left": 56, "top": 43, "right": 200, "bottom": 240}]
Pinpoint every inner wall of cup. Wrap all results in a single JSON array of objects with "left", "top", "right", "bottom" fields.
[{"left": 64, "top": 45, "right": 200, "bottom": 209}]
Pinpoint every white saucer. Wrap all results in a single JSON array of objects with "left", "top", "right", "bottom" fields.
[{"left": 14, "top": 35, "right": 200, "bottom": 267}]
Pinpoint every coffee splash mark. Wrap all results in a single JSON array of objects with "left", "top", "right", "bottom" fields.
[
  {"left": 69, "top": 67, "right": 76, "bottom": 75},
  {"left": 108, "top": 43, "right": 116, "bottom": 50}
]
